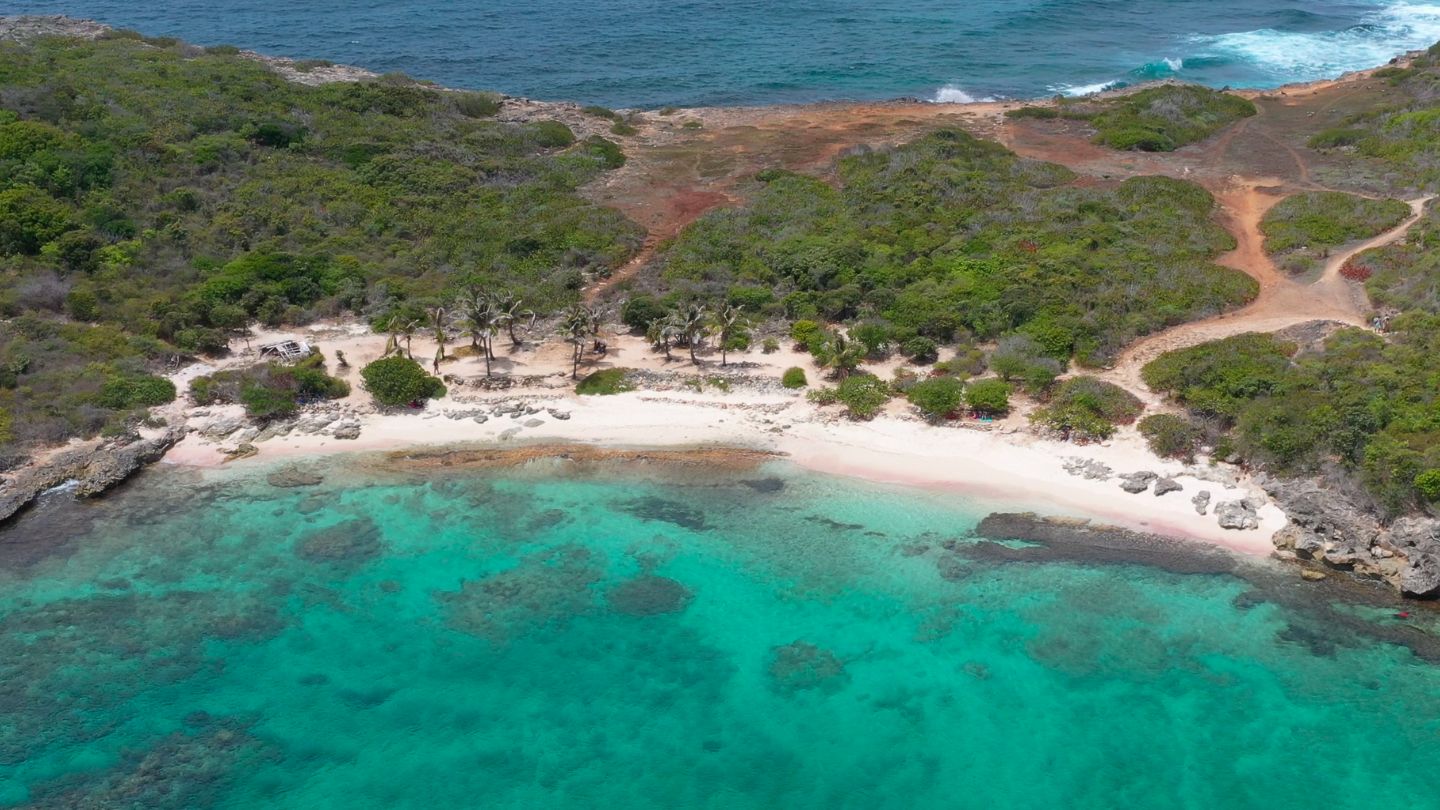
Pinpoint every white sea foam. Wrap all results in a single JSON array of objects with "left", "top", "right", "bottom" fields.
[
  {"left": 930, "top": 84, "right": 993, "bottom": 103},
  {"left": 1163, "top": 57, "right": 1184, "bottom": 72},
  {"left": 1050, "top": 80, "right": 1122, "bottom": 97},
  {"left": 1188, "top": 2, "right": 1440, "bottom": 80}
]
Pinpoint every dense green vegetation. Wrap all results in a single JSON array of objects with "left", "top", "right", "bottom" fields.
[
  {"left": 0, "top": 32, "right": 638, "bottom": 459},
  {"left": 1306, "top": 44, "right": 1440, "bottom": 191},
  {"left": 1143, "top": 325, "right": 1440, "bottom": 515},
  {"left": 1008, "top": 85, "right": 1257, "bottom": 151},
  {"left": 906, "top": 376, "right": 964, "bottom": 420},
  {"left": 360, "top": 355, "right": 445, "bottom": 406},
  {"left": 1030, "top": 376, "right": 1143, "bottom": 441},
  {"left": 964, "top": 378, "right": 1011, "bottom": 416},
  {"left": 189, "top": 351, "right": 349, "bottom": 418},
  {"left": 1260, "top": 191, "right": 1410, "bottom": 274},
  {"left": 655, "top": 130, "right": 1255, "bottom": 367}
]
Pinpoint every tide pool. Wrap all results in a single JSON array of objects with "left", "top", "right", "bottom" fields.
[{"left": 1, "top": 456, "right": 1437, "bottom": 808}]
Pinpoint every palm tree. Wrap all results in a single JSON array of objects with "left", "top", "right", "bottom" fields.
[
  {"left": 396, "top": 317, "right": 420, "bottom": 359},
  {"left": 709, "top": 304, "right": 749, "bottom": 367},
  {"left": 427, "top": 305, "right": 448, "bottom": 360},
  {"left": 381, "top": 314, "right": 416, "bottom": 358},
  {"left": 456, "top": 289, "right": 502, "bottom": 376},
  {"left": 495, "top": 292, "right": 535, "bottom": 348},
  {"left": 559, "top": 303, "right": 598, "bottom": 379},
  {"left": 666, "top": 303, "right": 709, "bottom": 365},
  {"left": 815, "top": 332, "right": 865, "bottom": 379},
  {"left": 647, "top": 318, "right": 678, "bottom": 360}
]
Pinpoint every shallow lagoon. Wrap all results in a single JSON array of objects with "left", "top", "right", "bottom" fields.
[{"left": 2, "top": 456, "right": 1438, "bottom": 808}]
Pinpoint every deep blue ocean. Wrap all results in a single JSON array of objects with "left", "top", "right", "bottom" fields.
[{"left": 11, "top": 0, "right": 1440, "bottom": 106}]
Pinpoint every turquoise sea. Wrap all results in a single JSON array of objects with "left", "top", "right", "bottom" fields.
[
  {"left": 3, "top": 456, "right": 1439, "bottom": 808},
  {"left": 10, "top": 0, "right": 1440, "bottom": 106}
]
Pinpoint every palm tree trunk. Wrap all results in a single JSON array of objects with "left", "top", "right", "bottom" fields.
[
  {"left": 509, "top": 322, "right": 521, "bottom": 346},
  {"left": 483, "top": 337, "right": 492, "bottom": 377}
]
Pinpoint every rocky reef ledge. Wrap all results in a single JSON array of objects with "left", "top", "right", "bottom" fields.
[
  {"left": 1261, "top": 475, "right": 1440, "bottom": 599},
  {"left": 0, "top": 428, "right": 187, "bottom": 526},
  {"left": 972, "top": 512, "right": 1240, "bottom": 575}
]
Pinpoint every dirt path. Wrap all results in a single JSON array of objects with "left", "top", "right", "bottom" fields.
[{"left": 1096, "top": 193, "right": 1433, "bottom": 404}]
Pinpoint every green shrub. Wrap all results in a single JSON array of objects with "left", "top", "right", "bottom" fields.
[
  {"left": 901, "top": 336, "right": 938, "bottom": 364},
  {"left": 964, "top": 379, "right": 1011, "bottom": 416},
  {"left": 1138, "top": 413, "right": 1205, "bottom": 461},
  {"left": 96, "top": 372, "right": 176, "bottom": 409},
  {"left": 790, "top": 319, "right": 824, "bottom": 351},
  {"left": 907, "top": 376, "right": 964, "bottom": 419},
  {"left": 834, "top": 373, "right": 890, "bottom": 420},
  {"left": 239, "top": 382, "right": 299, "bottom": 419},
  {"left": 781, "top": 367, "right": 807, "bottom": 389},
  {"left": 529, "top": 120, "right": 575, "bottom": 147},
  {"left": 611, "top": 120, "right": 638, "bottom": 136},
  {"left": 1005, "top": 106, "right": 1061, "bottom": 120},
  {"left": 189, "top": 354, "right": 348, "bottom": 418},
  {"left": 1415, "top": 469, "right": 1440, "bottom": 502},
  {"left": 361, "top": 356, "right": 446, "bottom": 406},
  {"left": 1141, "top": 333, "right": 1296, "bottom": 420},
  {"left": 583, "top": 136, "right": 626, "bottom": 169},
  {"left": 581, "top": 105, "right": 621, "bottom": 121},
  {"left": 762, "top": 338, "right": 780, "bottom": 354},
  {"left": 621, "top": 294, "right": 669, "bottom": 332},
  {"left": 454, "top": 91, "right": 502, "bottom": 118},
  {"left": 576, "top": 367, "right": 634, "bottom": 395},
  {"left": 1031, "top": 376, "right": 1142, "bottom": 441}
]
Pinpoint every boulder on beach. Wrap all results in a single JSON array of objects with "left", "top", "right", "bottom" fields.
[
  {"left": 1119, "top": 471, "right": 1157, "bottom": 494},
  {"left": 1154, "top": 478, "right": 1182, "bottom": 497}
]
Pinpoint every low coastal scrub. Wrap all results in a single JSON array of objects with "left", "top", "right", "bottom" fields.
[
  {"left": 0, "top": 32, "right": 640, "bottom": 463},
  {"left": 658, "top": 130, "right": 1254, "bottom": 368},
  {"left": 1007, "top": 85, "right": 1256, "bottom": 151},
  {"left": 1138, "top": 413, "right": 1205, "bottom": 462},
  {"left": 1144, "top": 321, "right": 1440, "bottom": 515},
  {"left": 1031, "top": 376, "right": 1142, "bottom": 442},
  {"left": 1261, "top": 192, "right": 1410, "bottom": 274},
  {"left": 576, "top": 368, "right": 635, "bottom": 395},
  {"left": 1305, "top": 48, "right": 1440, "bottom": 191},
  {"left": 1357, "top": 207, "right": 1440, "bottom": 311},
  {"left": 190, "top": 352, "right": 349, "bottom": 419},
  {"left": 781, "top": 367, "right": 807, "bottom": 389},
  {"left": 360, "top": 356, "right": 445, "bottom": 407},
  {"left": 0, "top": 317, "right": 176, "bottom": 446},
  {"left": 810, "top": 373, "right": 891, "bottom": 420},
  {"left": 1141, "top": 333, "right": 1296, "bottom": 420}
]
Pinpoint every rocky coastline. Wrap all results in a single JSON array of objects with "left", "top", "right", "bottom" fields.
[{"left": 0, "top": 428, "right": 187, "bottom": 526}]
